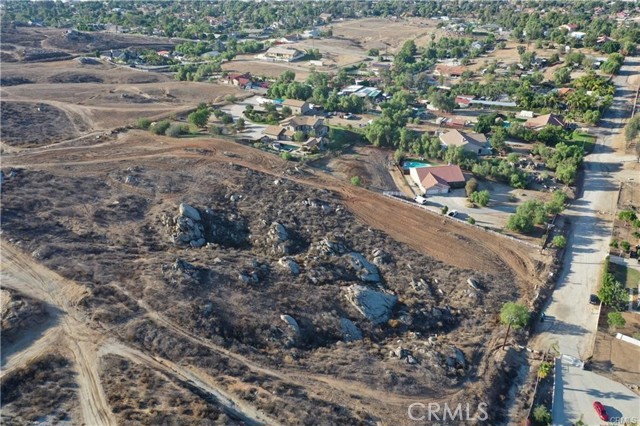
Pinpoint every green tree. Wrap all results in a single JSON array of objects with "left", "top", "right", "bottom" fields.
[
  {"left": 607, "top": 311, "right": 626, "bottom": 329},
  {"left": 533, "top": 405, "right": 552, "bottom": 425},
  {"left": 552, "top": 235, "right": 567, "bottom": 248},
  {"left": 465, "top": 178, "right": 479, "bottom": 197},
  {"left": 507, "top": 200, "right": 547, "bottom": 233},
  {"left": 150, "top": 120, "right": 171, "bottom": 135},
  {"left": 470, "top": 190, "right": 490, "bottom": 207},
  {"left": 350, "top": 175, "right": 362, "bottom": 186},
  {"left": 236, "top": 117, "right": 245, "bottom": 131},
  {"left": 618, "top": 210, "right": 638, "bottom": 223},
  {"left": 491, "top": 127, "right": 507, "bottom": 152},
  {"left": 166, "top": 123, "right": 187, "bottom": 137},
  {"left": 281, "top": 152, "right": 293, "bottom": 161},
  {"left": 553, "top": 67, "right": 571, "bottom": 85},
  {"left": 598, "top": 273, "right": 628, "bottom": 310},
  {"left": 429, "top": 92, "right": 455, "bottom": 113},
  {"left": 474, "top": 113, "right": 498, "bottom": 134},
  {"left": 500, "top": 302, "right": 530, "bottom": 349},
  {"left": 467, "top": 217, "right": 476, "bottom": 224},
  {"left": 136, "top": 117, "right": 151, "bottom": 130},
  {"left": 188, "top": 108, "right": 211, "bottom": 127},
  {"left": 441, "top": 205, "right": 448, "bottom": 215}
]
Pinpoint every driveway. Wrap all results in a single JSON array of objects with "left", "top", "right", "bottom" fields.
[
  {"left": 220, "top": 96, "right": 268, "bottom": 140},
  {"left": 535, "top": 58, "right": 640, "bottom": 425}
]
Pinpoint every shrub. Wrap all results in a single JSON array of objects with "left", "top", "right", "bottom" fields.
[
  {"left": 465, "top": 178, "right": 479, "bottom": 197},
  {"left": 467, "top": 217, "right": 476, "bottom": 224},
  {"left": 394, "top": 149, "right": 406, "bottom": 164},
  {"left": 607, "top": 311, "right": 626, "bottom": 329},
  {"left": 209, "top": 126, "right": 223, "bottom": 136},
  {"left": 166, "top": 123, "right": 187, "bottom": 137},
  {"left": 470, "top": 190, "right": 490, "bottom": 207},
  {"left": 150, "top": 120, "right": 171, "bottom": 135},
  {"left": 281, "top": 152, "right": 293, "bottom": 161},
  {"left": 610, "top": 239, "right": 619, "bottom": 248},
  {"left": 618, "top": 210, "right": 638, "bottom": 223},
  {"left": 552, "top": 235, "right": 567, "bottom": 248},
  {"left": 136, "top": 117, "right": 151, "bottom": 129},
  {"left": 533, "top": 405, "right": 551, "bottom": 425},
  {"left": 441, "top": 205, "right": 448, "bottom": 215},
  {"left": 598, "top": 272, "right": 627, "bottom": 310},
  {"left": 620, "top": 240, "right": 631, "bottom": 252},
  {"left": 188, "top": 108, "right": 211, "bottom": 127},
  {"left": 350, "top": 176, "right": 362, "bottom": 186},
  {"left": 537, "top": 361, "right": 553, "bottom": 379}
]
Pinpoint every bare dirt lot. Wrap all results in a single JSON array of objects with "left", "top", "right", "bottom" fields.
[
  {"left": 330, "top": 17, "right": 447, "bottom": 53},
  {"left": 222, "top": 55, "right": 313, "bottom": 81},
  {"left": 0, "top": 30, "right": 552, "bottom": 424},
  {"left": 591, "top": 309, "right": 640, "bottom": 392}
]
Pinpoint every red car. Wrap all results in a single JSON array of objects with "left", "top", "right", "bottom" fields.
[{"left": 593, "top": 401, "right": 609, "bottom": 421}]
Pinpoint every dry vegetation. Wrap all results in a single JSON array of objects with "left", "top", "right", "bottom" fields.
[
  {"left": 0, "top": 27, "right": 552, "bottom": 425},
  {"left": 1, "top": 353, "right": 79, "bottom": 425}
]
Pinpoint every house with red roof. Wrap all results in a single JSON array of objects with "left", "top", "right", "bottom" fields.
[{"left": 409, "top": 165, "right": 466, "bottom": 195}]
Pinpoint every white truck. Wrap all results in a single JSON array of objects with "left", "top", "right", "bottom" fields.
[{"left": 414, "top": 195, "right": 427, "bottom": 205}]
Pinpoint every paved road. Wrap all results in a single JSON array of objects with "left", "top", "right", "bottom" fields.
[{"left": 535, "top": 58, "right": 640, "bottom": 425}]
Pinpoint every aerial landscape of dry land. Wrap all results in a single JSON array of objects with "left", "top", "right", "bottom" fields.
[{"left": 2, "top": 1, "right": 640, "bottom": 426}]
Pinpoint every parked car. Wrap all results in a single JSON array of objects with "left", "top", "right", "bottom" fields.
[
  {"left": 589, "top": 294, "right": 600, "bottom": 305},
  {"left": 447, "top": 210, "right": 458, "bottom": 217},
  {"left": 414, "top": 195, "right": 427, "bottom": 205},
  {"left": 593, "top": 401, "right": 609, "bottom": 421}
]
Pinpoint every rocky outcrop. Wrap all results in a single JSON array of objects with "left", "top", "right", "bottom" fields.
[
  {"left": 339, "top": 318, "right": 363, "bottom": 342},
  {"left": 445, "top": 346, "right": 466, "bottom": 369},
  {"left": 162, "top": 203, "right": 248, "bottom": 248},
  {"left": 278, "top": 257, "right": 300, "bottom": 275},
  {"left": 344, "top": 285, "right": 397, "bottom": 325},
  {"left": 280, "top": 314, "right": 300, "bottom": 336},
  {"left": 346, "top": 252, "right": 380, "bottom": 282}
]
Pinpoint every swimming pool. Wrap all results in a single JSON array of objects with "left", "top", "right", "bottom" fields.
[
  {"left": 278, "top": 144, "right": 298, "bottom": 152},
  {"left": 402, "top": 160, "right": 432, "bottom": 169}
]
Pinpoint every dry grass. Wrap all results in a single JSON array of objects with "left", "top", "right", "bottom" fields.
[{"left": 0, "top": 353, "right": 79, "bottom": 425}]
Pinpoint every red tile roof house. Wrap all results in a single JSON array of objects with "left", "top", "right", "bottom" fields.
[
  {"left": 228, "top": 73, "right": 252, "bottom": 88},
  {"left": 524, "top": 113, "right": 566, "bottom": 130},
  {"left": 409, "top": 165, "right": 466, "bottom": 195}
]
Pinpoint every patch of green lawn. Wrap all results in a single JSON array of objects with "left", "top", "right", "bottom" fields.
[
  {"left": 609, "top": 262, "right": 640, "bottom": 289},
  {"left": 565, "top": 130, "right": 596, "bottom": 154}
]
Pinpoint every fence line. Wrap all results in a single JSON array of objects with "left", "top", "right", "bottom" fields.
[{"left": 381, "top": 192, "right": 540, "bottom": 249}]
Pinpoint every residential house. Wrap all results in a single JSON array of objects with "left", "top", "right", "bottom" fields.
[
  {"left": 302, "top": 136, "right": 327, "bottom": 152},
  {"left": 263, "top": 125, "right": 294, "bottom": 141},
  {"left": 434, "top": 64, "right": 466, "bottom": 78},
  {"left": 556, "top": 87, "right": 574, "bottom": 97},
  {"left": 517, "top": 110, "right": 535, "bottom": 119},
  {"left": 524, "top": 113, "right": 566, "bottom": 130},
  {"left": 263, "top": 47, "right": 304, "bottom": 62},
  {"left": 228, "top": 73, "right": 253, "bottom": 89},
  {"left": 410, "top": 165, "right": 466, "bottom": 195},
  {"left": 278, "top": 34, "right": 300, "bottom": 44},
  {"left": 439, "top": 129, "right": 491, "bottom": 155},
  {"left": 157, "top": 50, "right": 170, "bottom": 57},
  {"left": 559, "top": 24, "right": 578, "bottom": 32},
  {"left": 281, "top": 116, "right": 327, "bottom": 138},
  {"left": 569, "top": 31, "right": 586, "bottom": 40},
  {"left": 282, "top": 99, "right": 311, "bottom": 115},
  {"left": 303, "top": 28, "right": 320, "bottom": 38},
  {"left": 202, "top": 50, "right": 221, "bottom": 59},
  {"left": 318, "top": 13, "right": 332, "bottom": 23},
  {"left": 370, "top": 62, "right": 393, "bottom": 75},
  {"left": 455, "top": 95, "right": 475, "bottom": 108}
]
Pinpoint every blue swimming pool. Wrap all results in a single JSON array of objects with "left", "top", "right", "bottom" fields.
[
  {"left": 402, "top": 160, "right": 432, "bottom": 169},
  {"left": 278, "top": 144, "right": 298, "bottom": 152}
]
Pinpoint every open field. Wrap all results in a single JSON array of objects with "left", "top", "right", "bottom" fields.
[
  {"left": 330, "top": 17, "right": 447, "bottom": 53},
  {"left": 222, "top": 55, "right": 314, "bottom": 81}
]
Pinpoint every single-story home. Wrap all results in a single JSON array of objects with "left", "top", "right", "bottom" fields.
[
  {"left": 370, "top": 62, "right": 393, "bottom": 75},
  {"left": 455, "top": 95, "right": 475, "bottom": 108},
  {"left": 263, "top": 47, "right": 304, "bottom": 62},
  {"left": 282, "top": 99, "right": 311, "bottom": 115},
  {"left": 524, "top": 113, "right": 566, "bottom": 130},
  {"left": 434, "top": 64, "right": 466, "bottom": 78},
  {"left": 439, "top": 129, "right": 491, "bottom": 155},
  {"left": 228, "top": 72, "right": 252, "bottom": 88},
  {"left": 410, "top": 165, "right": 466, "bottom": 195}
]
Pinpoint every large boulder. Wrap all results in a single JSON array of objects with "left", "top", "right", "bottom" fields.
[
  {"left": 270, "top": 222, "right": 289, "bottom": 242},
  {"left": 280, "top": 314, "right": 300, "bottom": 337},
  {"left": 340, "top": 318, "right": 363, "bottom": 342},
  {"left": 278, "top": 257, "right": 300, "bottom": 275},
  {"left": 344, "top": 285, "right": 397, "bottom": 325},
  {"left": 179, "top": 203, "right": 201, "bottom": 221},
  {"left": 346, "top": 252, "right": 380, "bottom": 282}
]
